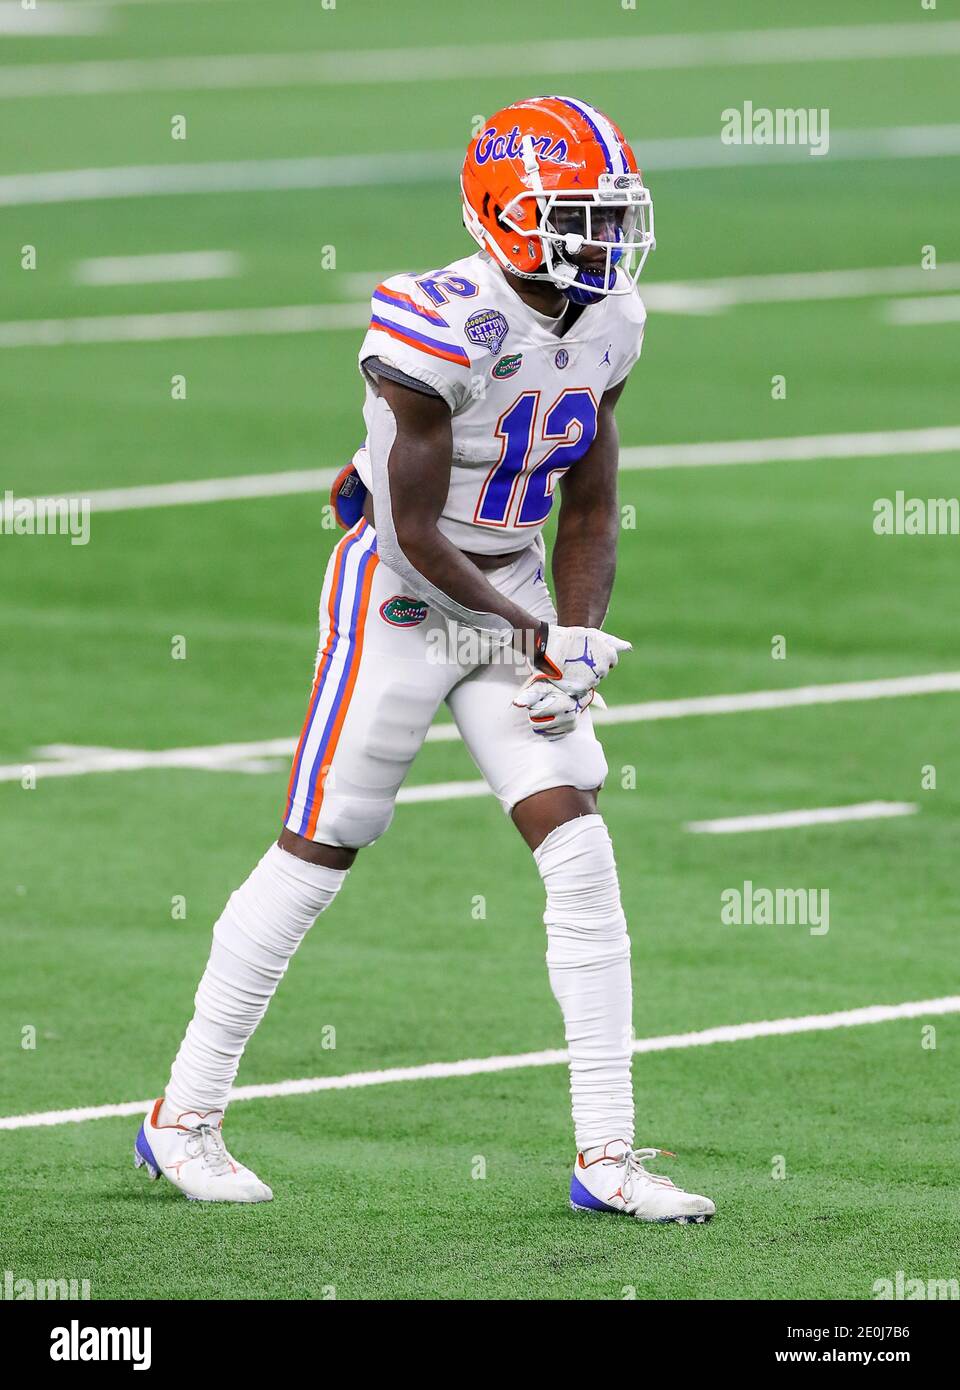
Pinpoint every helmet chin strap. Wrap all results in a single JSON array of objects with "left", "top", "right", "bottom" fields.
[
  {"left": 549, "top": 259, "right": 580, "bottom": 288},
  {"left": 550, "top": 233, "right": 587, "bottom": 293},
  {"left": 548, "top": 245, "right": 616, "bottom": 305},
  {"left": 520, "top": 133, "right": 544, "bottom": 189}
]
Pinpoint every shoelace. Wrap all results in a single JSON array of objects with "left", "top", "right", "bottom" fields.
[
  {"left": 185, "top": 1123, "right": 234, "bottom": 1177},
  {"left": 619, "top": 1147, "right": 679, "bottom": 1203}
]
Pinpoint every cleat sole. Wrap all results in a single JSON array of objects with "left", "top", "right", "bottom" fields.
[
  {"left": 570, "top": 1199, "right": 714, "bottom": 1224},
  {"left": 133, "top": 1147, "right": 159, "bottom": 1180},
  {"left": 133, "top": 1124, "right": 160, "bottom": 1181}
]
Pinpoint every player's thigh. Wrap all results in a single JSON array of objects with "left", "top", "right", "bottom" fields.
[
  {"left": 448, "top": 538, "right": 607, "bottom": 812},
  {"left": 284, "top": 521, "right": 453, "bottom": 848},
  {"left": 447, "top": 656, "right": 608, "bottom": 815}
]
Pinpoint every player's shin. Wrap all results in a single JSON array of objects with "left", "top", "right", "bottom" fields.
[
  {"left": 533, "top": 814, "right": 634, "bottom": 1149},
  {"left": 164, "top": 842, "right": 348, "bottom": 1117}
]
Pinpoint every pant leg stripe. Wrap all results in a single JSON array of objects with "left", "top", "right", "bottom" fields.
[
  {"left": 284, "top": 520, "right": 367, "bottom": 827},
  {"left": 300, "top": 530, "right": 380, "bottom": 838}
]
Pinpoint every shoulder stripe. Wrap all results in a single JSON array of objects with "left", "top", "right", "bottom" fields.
[
  {"left": 373, "top": 285, "right": 449, "bottom": 327},
  {"left": 369, "top": 314, "right": 471, "bottom": 368}
]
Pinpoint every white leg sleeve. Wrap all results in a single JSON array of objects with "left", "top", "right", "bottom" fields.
[
  {"left": 165, "top": 842, "right": 347, "bottom": 1115},
  {"left": 534, "top": 814, "right": 634, "bottom": 1151}
]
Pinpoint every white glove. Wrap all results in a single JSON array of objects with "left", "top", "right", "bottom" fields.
[
  {"left": 535, "top": 624, "right": 631, "bottom": 697},
  {"left": 514, "top": 675, "right": 597, "bottom": 740}
]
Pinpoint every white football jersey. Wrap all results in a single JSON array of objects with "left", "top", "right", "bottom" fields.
[{"left": 355, "top": 250, "right": 645, "bottom": 555}]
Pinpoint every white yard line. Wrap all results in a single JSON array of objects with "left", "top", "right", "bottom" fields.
[
  {"left": 3, "top": 125, "right": 960, "bottom": 209},
  {"left": 686, "top": 801, "right": 918, "bottom": 834},
  {"left": 341, "top": 263, "right": 960, "bottom": 314},
  {"left": 0, "top": 2, "right": 106, "bottom": 35},
  {"left": 396, "top": 779, "right": 490, "bottom": 805},
  {"left": 2, "top": 426, "right": 955, "bottom": 523},
  {"left": 2, "top": 995, "right": 957, "bottom": 1132},
  {"left": 0, "top": 259, "right": 952, "bottom": 349},
  {"left": 619, "top": 427, "right": 960, "bottom": 470},
  {"left": 35, "top": 742, "right": 289, "bottom": 776},
  {"left": 587, "top": 672, "right": 960, "bottom": 722},
  {"left": 0, "top": 303, "right": 367, "bottom": 348},
  {"left": 4, "top": 23, "right": 960, "bottom": 98},
  {"left": 0, "top": 151, "right": 450, "bottom": 208},
  {"left": 71, "top": 0, "right": 247, "bottom": 7},
  {"left": 886, "top": 294, "right": 960, "bottom": 325},
  {"left": 3, "top": 672, "right": 959, "bottom": 786},
  {"left": 7, "top": 256, "right": 960, "bottom": 342},
  {"left": 688, "top": 263, "right": 960, "bottom": 304},
  {"left": 72, "top": 250, "right": 242, "bottom": 286},
  {"left": 31, "top": 469, "right": 340, "bottom": 512},
  {"left": 21, "top": 740, "right": 299, "bottom": 779},
  {"left": 645, "top": 264, "right": 960, "bottom": 314}
]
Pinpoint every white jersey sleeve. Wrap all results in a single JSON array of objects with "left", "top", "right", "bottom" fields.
[{"left": 358, "top": 274, "right": 474, "bottom": 412}]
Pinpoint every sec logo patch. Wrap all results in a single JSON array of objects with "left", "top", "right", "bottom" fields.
[{"left": 380, "top": 596, "right": 429, "bottom": 627}]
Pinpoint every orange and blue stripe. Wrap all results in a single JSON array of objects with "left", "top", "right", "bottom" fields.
[
  {"left": 284, "top": 520, "right": 379, "bottom": 838},
  {"left": 526, "top": 95, "right": 638, "bottom": 176},
  {"left": 373, "top": 285, "right": 450, "bottom": 327},
  {"left": 368, "top": 313, "right": 471, "bottom": 368}
]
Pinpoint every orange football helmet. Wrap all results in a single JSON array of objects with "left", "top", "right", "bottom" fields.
[{"left": 461, "top": 95, "right": 654, "bottom": 304}]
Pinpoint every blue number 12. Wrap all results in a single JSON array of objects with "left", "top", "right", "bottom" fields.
[{"left": 475, "top": 389, "right": 599, "bottom": 528}]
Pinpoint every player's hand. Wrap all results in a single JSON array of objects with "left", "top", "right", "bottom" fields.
[
  {"left": 535, "top": 624, "right": 631, "bottom": 696},
  {"left": 514, "top": 674, "right": 597, "bottom": 740}
]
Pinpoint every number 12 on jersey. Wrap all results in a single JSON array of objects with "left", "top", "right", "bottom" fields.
[{"left": 475, "top": 389, "right": 599, "bottom": 529}]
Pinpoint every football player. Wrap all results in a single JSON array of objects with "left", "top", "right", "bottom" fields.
[{"left": 136, "top": 96, "right": 715, "bottom": 1224}]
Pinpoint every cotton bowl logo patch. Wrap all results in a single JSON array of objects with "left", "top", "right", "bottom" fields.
[
  {"left": 465, "top": 308, "right": 509, "bottom": 356},
  {"left": 380, "top": 596, "right": 428, "bottom": 627},
  {"left": 492, "top": 352, "right": 523, "bottom": 380}
]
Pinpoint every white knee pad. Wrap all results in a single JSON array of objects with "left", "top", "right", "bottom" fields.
[{"left": 308, "top": 791, "right": 397, "bottom": 849}]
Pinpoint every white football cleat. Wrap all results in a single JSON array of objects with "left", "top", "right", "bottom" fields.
[
  {"left": 570, "top": 1141, "right": 715, "bottom": 1224},
  {"left": 134, "top": 1099, "right": 273, "bottom": 1203}
]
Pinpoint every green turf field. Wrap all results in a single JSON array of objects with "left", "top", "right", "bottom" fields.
[{"left": 1, "top": 0, "right": 959, "bottom": 1302}]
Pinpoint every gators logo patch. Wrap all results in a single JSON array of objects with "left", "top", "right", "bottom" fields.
[
  {"left": 379, "top": 596, "right": 428, "bottom": 627},
  {"left": 492, "top": 352, "right": 523, "bottom": 380}
]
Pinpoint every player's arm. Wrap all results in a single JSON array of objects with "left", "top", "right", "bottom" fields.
[
  {"left": 373, "top": 376, "right": 540, "bottom": 647},
  {"left": 550, "top": 378, "right": 627, "bottom": 627}
]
